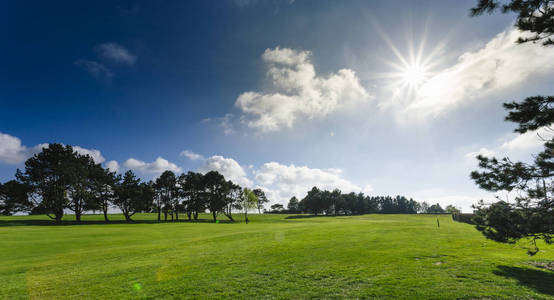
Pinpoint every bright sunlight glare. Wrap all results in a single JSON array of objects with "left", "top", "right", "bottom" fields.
[{"left": 401, "top": 63, "right": 428, "bottom": 87}]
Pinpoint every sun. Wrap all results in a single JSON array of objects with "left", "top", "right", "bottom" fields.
[
  {"left": 372, "top": 25, "right": 446, "bottom": 100},
  {"left": 401, "top": 63, "right": 428, "bottom": 87}
]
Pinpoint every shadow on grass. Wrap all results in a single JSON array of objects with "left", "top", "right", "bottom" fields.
[
  {"left": 284, "top": 214, "right": 340, "bottom": 219},
  {"left": 493, "top": 265, "right": 554, "bottom": 296},
  {"left": 0, "top": 218, "right": 235, "bottom": 227}
]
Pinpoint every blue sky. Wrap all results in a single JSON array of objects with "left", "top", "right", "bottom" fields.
[{"left": 2, "top": 0, "right": 554, "bottom": 211}]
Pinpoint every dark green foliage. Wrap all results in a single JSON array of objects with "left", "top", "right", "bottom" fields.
[
  {"left": 504, "top": 96, "right": 554, "bottom": 133},
  {"left": 16, "top": 144, "right": 79, "bottom": 223},
  {"left": 446, "top": 205, "right": 461, "bottom": 214},
  {"left": 471, "top": 0, "right": 554, "bottom": 46},
  {"left": 113, "top": 170, "right": 152, "bottom": 222},
  {"left": 469, "top": 1, "right": 554, "bottom": 254},
  {"left": 427, "top": 203, "right": 446, "bottom": 214},
  {"left": 0, "top": 180, "right": 32, "bottom": 215},
  {"left": 297, "top": 187, "right": 422, "bottom": 215},
  {"left": 179, "top": 171, "right": 205, "bottom": 220},
  {"left": 89, "top": 167, "right": 117, "bottom": 222},
  {"left": 154, "top": 170, "right": 179, "bottom": 221},
  {"left": 287, "top": 196, "right": 300, "bottom": 213},
  {"left": 270, "top": 203, "right": 284, "bottom": 211},
  {"left": 253, "top": 188, "right": 269, "bottom": 213},
  {"left": 202, "top": 171, "right": 229, "bottom": 222}
]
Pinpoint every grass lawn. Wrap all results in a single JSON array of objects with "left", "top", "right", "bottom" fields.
[{"left": 0, "top": 213, "right": 553, "bottom": 299}]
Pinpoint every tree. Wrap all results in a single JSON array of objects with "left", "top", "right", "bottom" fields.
[
  {"left": 180, "top": 172, "right": 205, "bottom": 220},
  {"left": 113, "top": 170, "right": 150, "bottom": 222},
  {"left": 16, "top": 144, "right": 77, "bottom": 223},
  {"left": 90, "top": 167, "right": 117, "bottom": 222},
  {"left": 470, "top": 0, "right": 554, "bottom": 46},
  {"left": 419, "top": 201, "right": 430, "bottom": 214},
  {"left": 203, "top": 171, "right": 228, "bottom": 222},
  {"left": 155, "top": 170, "right": 179, "bottom": 221},
  {"left": 67, "top": 154, "right": 101, "bottom": 222},
  {"left": 445, "top": 205, "right": 461, "bottom": 214},
  {"left": 287, "top": 196, "right": 300, "bottom": 213},
  {"left": 0, "top": 180, "right": 32, "bottom": 215},
  {"left": 241, "top": 188, "right": 258, "bottom": 224},
  {"left": 222, "top": 181, "right": 242, "bottom": 221},
  {"left": 427, "top": 203, "right": 445, "bottom": 214},
  {"left": 270, "top": 203, "right": 284, "bottom": 211},
  {"left": 470, "top": 0, "right": 554, "bottom": 254},
  {"left": 253, "top": 188, "right": 269, "bottom": 214},
  {"left": 301, "top": 187, "right": 325, "bottom": 215}
]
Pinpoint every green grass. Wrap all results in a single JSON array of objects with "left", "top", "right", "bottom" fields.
[{"left": 0, "top": 213, "right": 553, "bottom": 299}]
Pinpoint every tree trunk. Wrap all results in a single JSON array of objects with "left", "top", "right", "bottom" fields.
[
  {"left": 157, "top": 206, "right": 161, "bottom": 222},
  {"left": 212, "top": 211, "right": 217, "bottom": 222},
  {"left": 187, "top": 211, "right": 192, "bottom": 221},
  {"left": 194, "top": 211, "right": 198, "bottom": 220},
  {"left": 103, "top": 206, "right": 109, "bottom": 222},
  {"left": 175, "top": 210, "right": 179, "bottom": 221},
  {"left": 124, "top": 211, "right": 131, "bottom": 222},
  {"left": 245, "top": 211, "right": 249, "bottom": 224},
  {"left": 75, "top": 211, "right": 81, "bottom": 222},
  {"left": 224, "top": 212, "right": 234, "bottom": 222},
  {"left": 164, "top": 211, "right": 167, "bottom": 221}
]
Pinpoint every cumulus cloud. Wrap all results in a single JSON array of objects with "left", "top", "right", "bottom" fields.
[
  {"left": 0, "top": 133, "right": 37, "bottom": 164},
  {"left": 199, "top": 155, "right": 253, "bottom": 187},
  {"left": 235, "top": 47, "right": 370, "bottom": 132},
  {"left": 180, "top": 150, "right": 205, "bottom": 161},
  {"left": 254, "top": 162, "right": 363, "bottom": 205},
  {"left": 73, "top": 146, "right": 105, "bottom": 164},
  {"left": 405, "top": 28, "right": 554, "bottom": 115},
  {"left": 499, "top": 127, "right": 551, "bottom": 152},
  {"left": 105, "top": 160, "right": 120, "bottom": 173},
  {"left": 123, "top": 157, "right": 182, "bottom": 174},
  {"left": 0, "top": 132, "right": 105, "bottom": 165},
  {"left": 465, "top": 127, "right": 552, "bottom": 160},
  {"left": 74, "top": 59, "right": 114, "bottom": 79},
  {"left": 96, "top": 43, "right": 136, "bottom": 65}
]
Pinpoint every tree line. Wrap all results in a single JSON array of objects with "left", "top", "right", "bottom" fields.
[
  {"left": 269, "top": 187, "right": 460, "bottom": 215},
  {"left": 0, "top": 143, "right": 269, "bottom": 223},
  {"left": 0, "top": 143, "right": 461, "bottom": 224}
]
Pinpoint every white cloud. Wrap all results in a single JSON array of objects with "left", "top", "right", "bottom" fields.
[
  {"left": 73, "top": 146, "right": 105, "bottom": 164},
  {"left": 96, "top": 43, "right": 136, "bottom": 65},
  {"left": 0, "top": 132, "right": 105, "bottom": 165},
  {"left": 405, "top": 28, "right": 554, "bottom": 116},
  {"left": 198, "top": 155, "right": 252, "bottom": 187},
  {"left": 499, "top": 127, "right": 551, "bottom": 152},
  {"left": 74, "top": 59, "right": 114, "bottom": 79},
  {"left": 0, "top": 133, "right": 34, "bottom": 164},
  {"left": 105, "top": 160, "right": 120, "bottom": 173},
  {"left": 235, "top": 47, "right": 370, "bottom": 132},
  {"left": 180, "top": 150, "right": 205, "bottom": 161},
  {"left": 253, "top": 162, "right": 363, "bottom": 205},
  {"left": 465, "top": 147, "right": 496, "bottom": 159},
  {"left": 123, "top": 157, "right": 182, "bottom": 174},
  {"left": 219, "top": 113, "right": 236, "bottom": 135},
  {"left": 466, "top": 127, "right": 552, "bottom": 160}
]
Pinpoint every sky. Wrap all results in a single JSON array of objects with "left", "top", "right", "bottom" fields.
[{"left": 2, "top": 0, "right": 554, "bottom": 212}]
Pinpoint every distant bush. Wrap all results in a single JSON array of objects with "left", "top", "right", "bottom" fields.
[{"left": 452, "top": 213, "right": 475, "bottom": 225}]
